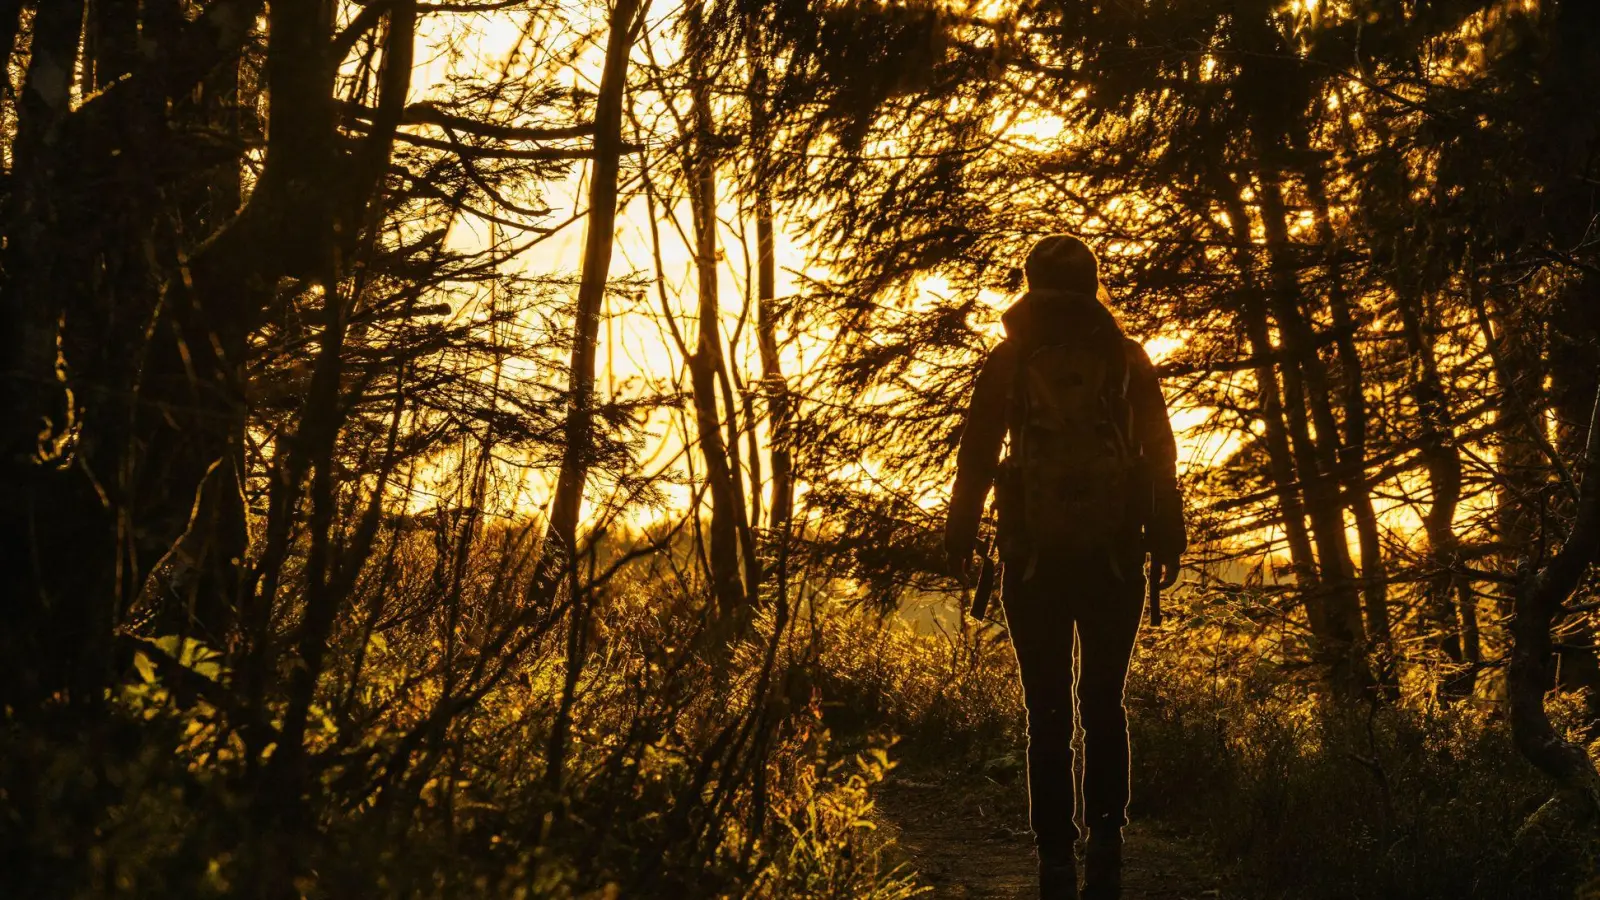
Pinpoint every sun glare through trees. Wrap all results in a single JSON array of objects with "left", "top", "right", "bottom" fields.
[{"left": 4, "top": 1, "right": 1600, "bottom": 898}]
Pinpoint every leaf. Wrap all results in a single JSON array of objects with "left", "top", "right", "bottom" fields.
[{"left": 133, "top": 651, "right": 157, "bottom": 684}]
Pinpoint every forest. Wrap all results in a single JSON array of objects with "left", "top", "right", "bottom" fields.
[{"left": 2, "top": 0, "right": 1599, "bottom": 897}]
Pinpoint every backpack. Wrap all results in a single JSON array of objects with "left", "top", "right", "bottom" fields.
[{"left": 1002, "top": 334, "right": 1139, "bottom": 556}]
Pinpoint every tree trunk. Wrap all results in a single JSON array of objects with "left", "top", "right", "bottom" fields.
[
  {"left": 1479, "top": 289, "right": 1549, "bottom": 565},
  {"left": 0, "top": 0, "right": 102, "bottom": 711},
  {"left": 1217, "top": 181, "right": 1319, "bottom": 592},
  {"left": 684, "top": 0, "right": 748, "bottom": 617},
  {"left": 716, "top": 343, "right": 762, "bottom": 600},
  {"left": 746, "top": 24, "right": 794, "bottom": 544},
  {"left": 753, "top": 199, "right": 794, "bottom": 538},
  {"left": 540, "top": 0, "right": 640, "bottom": 790},
  {"left": 1548, "top": 277, "right": 1600, "bottom": 727},
  {"left": 1254, "top": 173, "right": 1371, "bottom": 691},
  {"left": 1397, "top": 278, "right": 1478, "bottom": 697},
  {"left": 0, "top": 0, "right": 26, "bottom": 137},
  {"left": 546, "top": 0, "right": 640, "bottom": 564},
  {"left": 1306, "top": 179, "right": 1392, "bottom": 649},
  {"left": 1509, "top": 384, "right": 1600, "bottom": 833}
]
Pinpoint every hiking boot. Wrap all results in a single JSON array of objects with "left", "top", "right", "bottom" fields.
[
  {"left": 1081, "top": 828, "right": 1122, "bottom": 900},
  {"left": 1038, "top": 847, "right": 1079, "bottom": 900}
]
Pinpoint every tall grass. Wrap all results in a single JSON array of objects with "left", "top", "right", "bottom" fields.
[
  {"left": 9, "top": 528, "right": 1593, "bottom": 899},
  {"left": 1125, "top": 619, "right": 1579, "bottom": 899},
  {"left": 0, "top": 526, "right": 923, "bottom": 899},
  {"left": 812, "top": 586, "right": 1596, "bottom": 899}
]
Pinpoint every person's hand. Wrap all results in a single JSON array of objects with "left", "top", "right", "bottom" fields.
[
  {"left": 946, "top": 549, "right": 974, "bottom": 588},
  {"left": 1154, "top": 554, "right": 1182, "bottom": 590}
]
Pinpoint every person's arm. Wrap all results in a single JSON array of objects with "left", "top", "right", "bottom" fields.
[
  {"left": 944, "top": 341, "right": 1016, "bottom": 572},
  {"left": 1127, "top": 340, "right": 1187, "bottom": 581}
]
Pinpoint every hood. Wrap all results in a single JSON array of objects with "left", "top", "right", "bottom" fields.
[{"left": 1000, "top": 288, "right": 1122, "bottom": 346}]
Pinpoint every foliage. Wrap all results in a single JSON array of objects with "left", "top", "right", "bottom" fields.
[
  {"left": 815, "top": 583, "right": 1595, "bottom": 898},
  {"left": 4, "top": 0, "right": 1600, "bottom": 895},
  {"left": 1125, "top": 613, "right": 1579, "bottom": 900},
  {"left": 1, "top": 531, "right": 921, "bottom": 898}
]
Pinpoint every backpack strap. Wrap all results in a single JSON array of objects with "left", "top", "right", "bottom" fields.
[
  {"left": 1095, "top": 334, "right": 1137, "bottom": 457},
  {"left": 1118, "top": 338, "right": 1154, "bottom": 457}
]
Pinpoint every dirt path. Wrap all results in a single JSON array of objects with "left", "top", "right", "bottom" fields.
[{"left": 874, "top": 774, "right": 1240, "bottom": 899}]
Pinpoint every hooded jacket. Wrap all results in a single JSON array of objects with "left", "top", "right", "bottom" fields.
[{"left": 944, "top": 288, "right": 1186, "bottom": 562}]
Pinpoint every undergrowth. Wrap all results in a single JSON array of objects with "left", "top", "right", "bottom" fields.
[
  {"left": 0, "top": 532, "right": 924, "bottom": 900},
  {"left": 812, "top": 587, "right": 1599, "bottom": 899},
  {"left": 10, "top": 551, "right": 1596, "bottom": 899}
]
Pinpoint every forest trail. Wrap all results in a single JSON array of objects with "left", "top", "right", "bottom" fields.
[{"left": 876, "top": 773, "right": 1240, "bottom": 899}]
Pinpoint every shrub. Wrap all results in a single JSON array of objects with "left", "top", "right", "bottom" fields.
[{"left": 0, "top": 536, "right": 922, "bottom": 900}]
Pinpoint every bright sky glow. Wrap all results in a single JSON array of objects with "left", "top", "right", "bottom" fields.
[{"left": 388, "top": 1, "right": 1458, "bottom": 576}]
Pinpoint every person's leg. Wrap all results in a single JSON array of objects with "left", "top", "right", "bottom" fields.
[
  {"left": 1001, "top": 569, "right": 1079, "bottom": 885},
  {"left": 1073, "top": 551, "right": 1145, "bottom": 898}
]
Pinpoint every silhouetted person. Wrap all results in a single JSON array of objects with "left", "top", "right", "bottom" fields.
[{"left": 945, "top": 235, "right": 1186, "bottom": 900}]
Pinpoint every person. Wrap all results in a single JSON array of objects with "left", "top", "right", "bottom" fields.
[{"left": 944, "top": 234, "right": 1186, "bottom": 900}]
